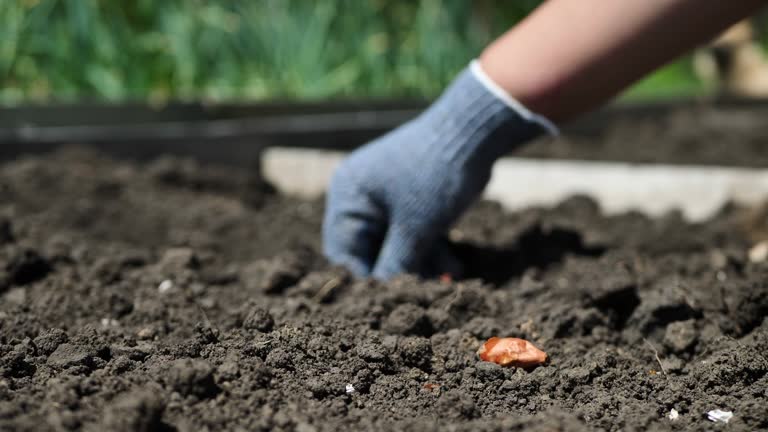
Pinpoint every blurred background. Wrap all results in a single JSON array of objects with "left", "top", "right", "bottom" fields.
[
  {"left": 7, "top": 0, "right": 762, "bottom": 106},
  {"left": 2, "top": 0, "right": 768, "bottom": 229}
]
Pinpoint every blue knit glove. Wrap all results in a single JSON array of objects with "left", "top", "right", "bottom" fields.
[{"left": 323, "top": 60, "right": 556, "bottom": 279}]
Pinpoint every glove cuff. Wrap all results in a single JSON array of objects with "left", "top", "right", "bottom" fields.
[
  {"left": 469, "top": 60, "right": 559, "bottom": 136},
  {"left": 421, "top": 60, "right": 557, "bottom": 167}
]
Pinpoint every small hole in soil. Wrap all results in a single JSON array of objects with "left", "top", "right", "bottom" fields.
[
  {"left": 593, "top": 286, "right": 641, "bottom": 329},
  {"left": 452, "top": 225, "right": 605, "bottom": 285}
]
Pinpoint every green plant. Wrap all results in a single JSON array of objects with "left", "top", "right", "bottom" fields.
[{"left": 0, "top": 0, "right": 705, "bottom": 104}]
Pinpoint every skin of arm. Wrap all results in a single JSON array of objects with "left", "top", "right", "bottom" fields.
[{"left": 480, "top": 0, "right": 768, "bottom": 123}]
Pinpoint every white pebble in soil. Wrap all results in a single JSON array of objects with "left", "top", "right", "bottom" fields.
[
  {"left": 100, "top": 318, "right": 119, "bottom": 327},
  {"left": 707, "top": 409, "right": 733, "bottom": 424},
  {"left": 158, "top": 279, "right": 174, "bottom": 293},
  {"left": 748, "top": 241, "right": 768, "bottom": 263}
]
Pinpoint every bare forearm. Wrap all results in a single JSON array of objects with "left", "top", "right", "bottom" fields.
[{"left": 480, "top": 0, "right": 767, "bottom": 122}]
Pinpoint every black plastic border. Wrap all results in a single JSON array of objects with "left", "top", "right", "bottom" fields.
[{"left": 1, "top": 97, "right": 765, "bottom": 166}]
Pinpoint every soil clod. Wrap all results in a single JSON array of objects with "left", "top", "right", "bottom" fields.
[
  {"left": 166, "top": 359, "right": 219, "bottom": 398},
  {"left": 242, "top": 305, "right": 275, "bottom": 332}
]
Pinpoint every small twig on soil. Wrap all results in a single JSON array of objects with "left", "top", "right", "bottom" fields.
[
  {"left": 719, "top": 284, "right": 729, "bottom": 314},
  {"left": 181, "top": 285, "right": 221, "bottom": 336},
  {"left": 196, "top": 303, "right": 221, "bottom": 335},
  {"left": 312, "top": 276, "right": 342, "bottom": 303},
  {"left": 443, "top": 285, "right": 464, "bottom": 312},
  {"left": 643, "top": 338, "right": 667, "bottom": 378},
  {"left": 673, "top": 276, "right": 698, "bottom": 312}
]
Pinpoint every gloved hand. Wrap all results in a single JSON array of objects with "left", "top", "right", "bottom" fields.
[{"left": 323, "top": 60, "right": 556, "bottom": 280}]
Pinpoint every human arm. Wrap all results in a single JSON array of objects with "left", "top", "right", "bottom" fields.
[
  {"left": 481, "top": 0, "right": 767, "bottom": 122},
  {"left": 323, "top": 0, "right": 767, "bottom": 280}
]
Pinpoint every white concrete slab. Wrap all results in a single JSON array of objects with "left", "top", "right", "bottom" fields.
[{"left": 262, "top": 148, "right": 768, "bottom": 222}]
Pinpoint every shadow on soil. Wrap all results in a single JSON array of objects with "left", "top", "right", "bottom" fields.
[{"left": 453, "top": 224, "right": 605, "bottom": 286}]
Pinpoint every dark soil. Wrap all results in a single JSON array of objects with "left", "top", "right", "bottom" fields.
[
  {"left": 521, "top": 104, "right": 768, "bottom": 167},
  {"left": 1, "top": 147, "right": 767, "bottom": 431}
]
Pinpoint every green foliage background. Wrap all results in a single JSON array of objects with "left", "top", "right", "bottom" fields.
[{"left": 1, "top": 0, "right": 704, "bottom": 104}]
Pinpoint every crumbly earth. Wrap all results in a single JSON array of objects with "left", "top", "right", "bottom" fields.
[
  {"left": 520, "top": 104, "right": 768, "bottom": 167},
  {"left": 0, "top": 148, "right": 767, "bottom": 432}
]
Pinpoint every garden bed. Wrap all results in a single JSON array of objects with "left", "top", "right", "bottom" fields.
[{"left": 0, "top": 147, "right": 766, "bottom": 431}]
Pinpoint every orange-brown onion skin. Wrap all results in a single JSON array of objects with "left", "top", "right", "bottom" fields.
[{"left": 476, "top": 337, "right": 547, "bottom": 368}]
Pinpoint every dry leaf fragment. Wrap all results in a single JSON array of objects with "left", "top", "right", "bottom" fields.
[{"left": 477, "top": 337, "right": 547, "bottom": 368}]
